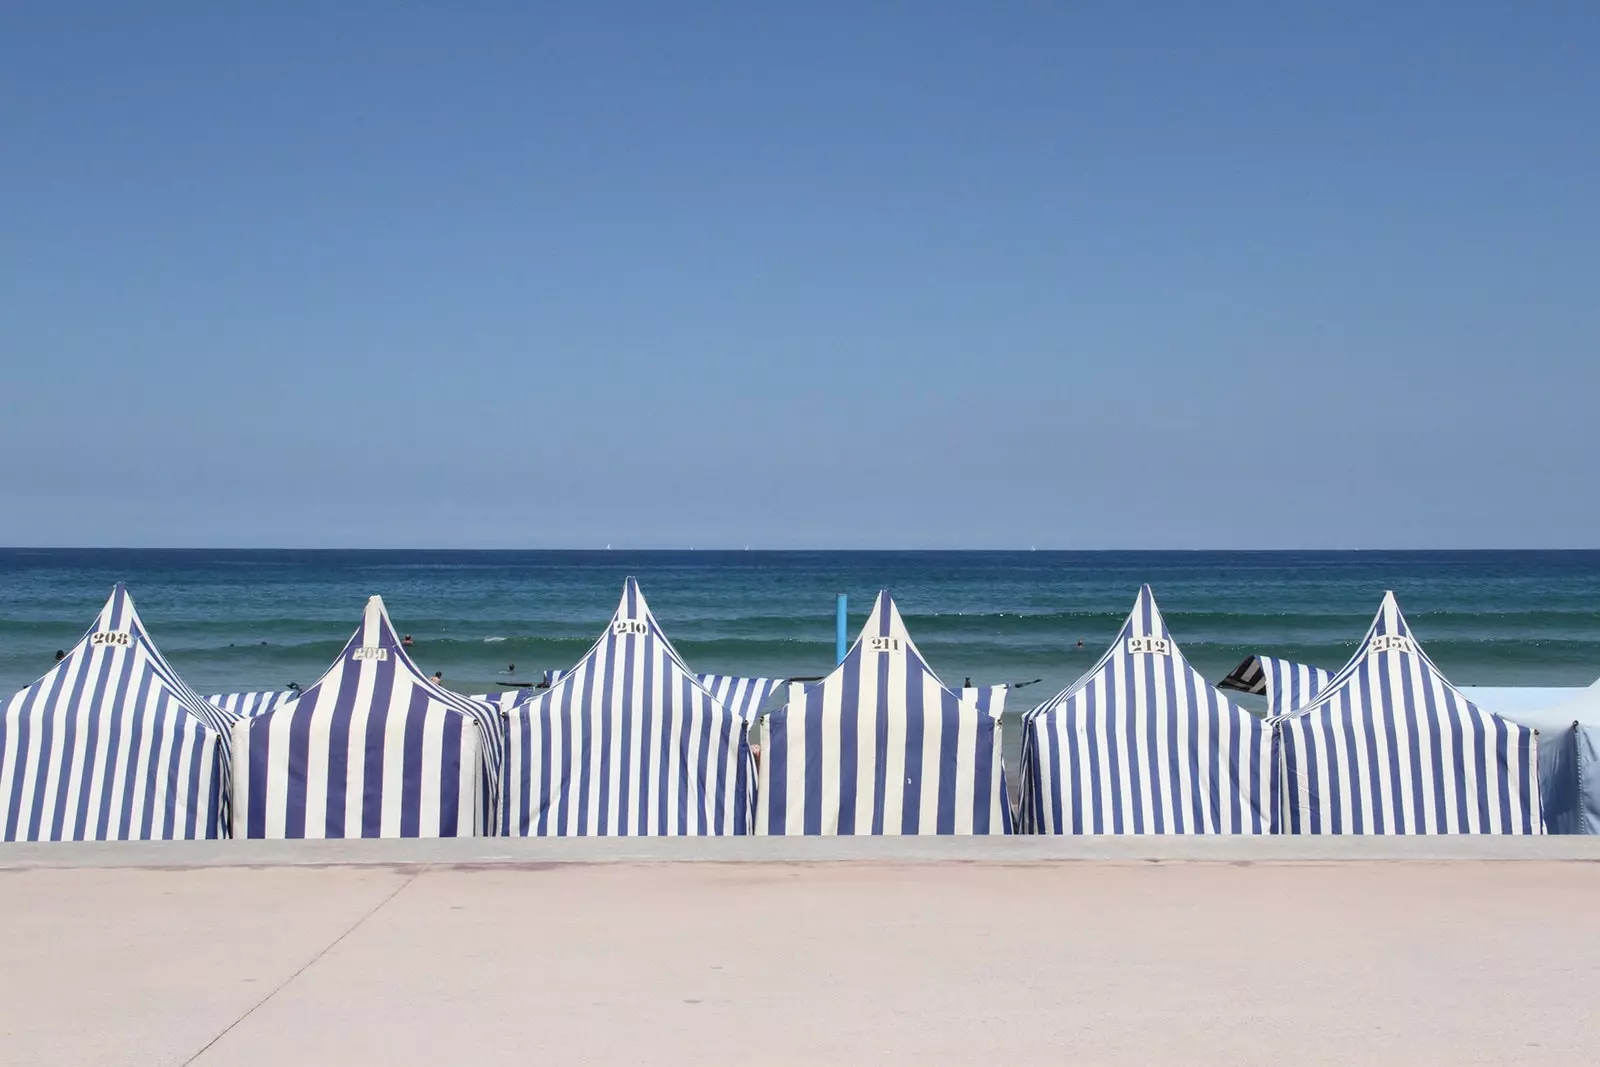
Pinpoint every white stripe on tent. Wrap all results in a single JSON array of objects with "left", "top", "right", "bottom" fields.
[
  {"left": 1017, "top": 586, "right": 1275, "bottom": 835},
  {"left": 757, "top": 591, "right": 1010, "bottom": 836},
  {"left": 207, "top": 691, "right": 296, "bottom": 719},
  {"left": 231, "top": 596, "right": 498, "bottom": 838},
  {"left": 0, "top": 584, "right": 230, "bottom": 841},
  {"left": 1273, "top": 592, "right": 1541, "bottom": 834},
  {"left": 501, "top": 578, "right": 755, "bottom": 836}
]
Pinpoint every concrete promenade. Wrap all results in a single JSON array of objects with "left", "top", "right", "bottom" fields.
[{"left": 3, "top": 838, "right": 1598, "bottom": 1065}]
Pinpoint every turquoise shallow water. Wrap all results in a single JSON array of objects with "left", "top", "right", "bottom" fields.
[{"left": 2, "top": 550, "right": 1598, "bottom": 705}]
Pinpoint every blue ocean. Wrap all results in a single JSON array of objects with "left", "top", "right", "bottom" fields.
[{"left": 3, "top": 550, "right": 1598, "bottom": 707}]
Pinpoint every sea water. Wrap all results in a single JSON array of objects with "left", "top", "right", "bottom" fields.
[{"left": 3, "top": 550, "right": 1598, "bottom": 707}]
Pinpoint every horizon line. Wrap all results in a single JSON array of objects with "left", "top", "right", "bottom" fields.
[{"left": 4, "top": 546, "right": 1600, "bottom": 554}]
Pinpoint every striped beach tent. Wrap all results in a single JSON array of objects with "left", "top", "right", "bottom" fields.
[
  {"left": 958, "top": 685, "right": 1009, "bottom": 719},
  {"left": 501, "top": 578, "right": 755, "bottom": 836},
  {"left": 469, "top": 690, "right": 529, "bottom": 712},
  {"left": 0, "top": 584, "right": 234, "bottom": 841},
  {"left": 231, "top": 596, "right": 502, "bottom": 838},
  {"left": 208, "top": 690, "right": 296, "bottom": 719},
  {"left": 696, "top": 674, "right": 785, "bottom": 722},
  {"left": 1219, "top": 656, "right": 1334, "bottom": 717},
  {"left": 757, "top": 591, "right": 1010, "bottom": 836},
  {"left": 1274, "top": 592, "right": 1541, "bottom": 834},
  {"left": 1017, "top": 586, "right": 1275, "bottom": 835}
]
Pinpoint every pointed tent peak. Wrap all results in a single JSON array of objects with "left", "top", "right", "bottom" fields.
[
  {"left": 1372, "top": 591, "right": 1409, "bottom": 636},
  {"left": 1119, "top": 585, "right": 1173, "bottom": 644},
  {"left": 23, "top": 584, "right": 234, "bottom": 736},
  {"left": 614, "top": 576, "right": 657, "bottom": 627},
  {"left": 838, "top": 590, "right": 939, "bottom": 684},
  {"left": 865, "top": 589, "right": 905, "bottom": 638},
  {"left": 354, "top": 595, "right": 405, "bottom": 653},
  {"left": 91, "top": 582, "right": 142, "bottom": 636},
  {"left": 305, "top": 595, "right": 476, "bottom": 711},
  {"left": 1025, "top": 585, "right": 1211, "bottom": 719},
  {"left": 857, "top": 590, "right": 919, "bottom": 650},
  {"left": 1355, "top": 591, "right": 1418, "bottom": 655}
]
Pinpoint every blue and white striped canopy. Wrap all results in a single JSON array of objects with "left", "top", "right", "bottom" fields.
[
  {"left": 0, "top": 584, "right": 233, "bottom": 841},
  {"left": 696, "top": 674, "right": 784, "bottom": 722},
  {"left": 757, "top": 591, "right": 1011, "bottom": 836},
  {"left": 231, "top": 596, "right": 502, "bottom": 838},
  {"left": 207, "top": 691, "right": 296, "bottom": 719},
  {"left": 469, "top": 690, "right": 528, "bottom": 712},
  {"left": 1274, "top": 592, "right": 1541, "bottom": 834},
  {"left": 1219, "top": 655, "right": 1334, "bottom": 717},
  {"left": 1018, "top": 586, "right": 1276, "bottom": 834},
  {"left": 501, "top": 578, "right": 755, "bottom": 836}
]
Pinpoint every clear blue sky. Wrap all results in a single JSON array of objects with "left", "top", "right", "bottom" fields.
[{"left": 2, "top": 3, "right": 1595, "bottom": 549}]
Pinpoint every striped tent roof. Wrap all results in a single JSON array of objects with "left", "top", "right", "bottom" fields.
[
  {"left": 757, "top": 591, "right": 1010, "bottom": 836},
  {"left": 0, "top": 584, "right": 233, "bottom": 841},
  {"left": 696, "top": 674, "right": 785, "bottom": 722},
  {"left": 207, "top": 690, "right": 297, "bottom": 719},
  {"left": 469, "top": 690, "right": 528, "bottom": 712},
  {"left": 1274, "top": 592, "right": 1541, "bottom": 834},
  {"left": 1018, "top": 586, "right": 1275, "bottom": 834},
  {"left": 502, "top": 578, "right": 755, "bottom": 836},
  {"left": 1218, "top": 655, "right": 1334, "bottom": 717},
  {"left": 231, "top": 596, "right": 502, "bottom": 838}
]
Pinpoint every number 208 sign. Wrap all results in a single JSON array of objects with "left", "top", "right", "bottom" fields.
[
  {"left": 1126, "top": 637, "right": 1171, "bottom": 655},
  {"left": 90, "top": 631, "right": 132, "bottom": 648}
]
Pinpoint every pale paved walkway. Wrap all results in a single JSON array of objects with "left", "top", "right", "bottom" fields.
[{"left": 1, "top": 841, "right": 1597, "bottom": 1065}]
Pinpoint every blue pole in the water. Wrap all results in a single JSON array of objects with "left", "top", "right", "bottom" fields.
[{"left": 835, "top": 594, "right": 848, "bottom": 664}]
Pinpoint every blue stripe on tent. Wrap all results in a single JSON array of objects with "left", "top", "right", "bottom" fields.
[
  {"left": 500, "top": 578, "right": 755, "bottom": 836},
  {"left": 757, "top": 591, "right": 1010, "bottom": 836},
  {"left": 0, "top": 584, "right": 227, "bottom": 841},
  {"left": 1018, "top": 586, "right": 1275, "bottom": 835},
  {"left": 230, "top": 596, "right": 491, "bottom": 838},
  {"left": 1274, "top": 592, "right": 1540, "bottom": 834}
]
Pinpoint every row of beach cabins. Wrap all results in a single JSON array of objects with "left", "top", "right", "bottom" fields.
[{"left": 2, "top": 578, "right": 1597, "bottom": 842}]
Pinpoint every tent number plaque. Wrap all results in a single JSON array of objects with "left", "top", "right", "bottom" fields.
[
  {"left": 867, "top": 637, "right": 903, "bottom": 654},
  {"left": 613, "top": 620, "right": 648, "bottom": 636},
  {"left": 1369, "top": 635, "right": 1415, "bottom": 656},
  {"left": 1126, "top": 637, "right": 1171, "bottom": 655},
  {"left": 352, "top": 646, "right": 389, "bottom": 661},
  {"left": 89, "top": 631, "right": 132, "bottom": 647}
]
